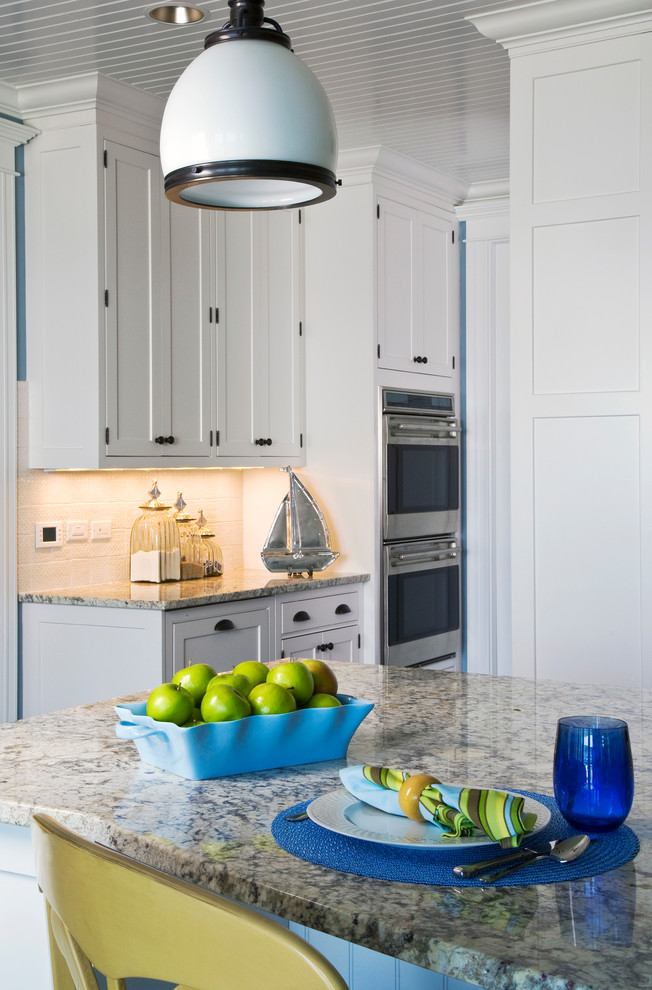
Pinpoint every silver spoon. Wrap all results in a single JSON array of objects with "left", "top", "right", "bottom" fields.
[{"left": 477, "top": 833, "right": 590, "bottom": 882}]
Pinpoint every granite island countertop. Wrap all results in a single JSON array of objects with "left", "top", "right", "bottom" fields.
[
  {"left": 1, "top": 663, "right": 649, "bottom": 990},
  {"left": 18, "top": 567, "right": 369, "bottom": 610}
]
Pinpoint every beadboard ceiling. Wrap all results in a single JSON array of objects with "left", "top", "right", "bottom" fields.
[{"left": 0, "top": 0, "right": 521, "bottom": 186}]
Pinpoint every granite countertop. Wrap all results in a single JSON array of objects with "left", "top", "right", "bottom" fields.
[
  {"left": 18, "top": 567, "right": 370, "bottom": 610},
  {"left": 1, "top": 663, "right": 649, "bottom": 990}
]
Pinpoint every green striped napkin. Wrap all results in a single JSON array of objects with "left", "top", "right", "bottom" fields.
[{"left": 340, "top": 765, "right": 538, "bottom": 848}]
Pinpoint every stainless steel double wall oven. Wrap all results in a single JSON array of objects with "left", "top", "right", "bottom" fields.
[{"left": 381, "top": 389, "right": 461, "bottom": 668}]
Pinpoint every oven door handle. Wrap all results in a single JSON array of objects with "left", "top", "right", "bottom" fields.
[
  {"left": 391, "top": 420, "right": 458, "bottom": 439},
  {"left": 391, "top": 550, "right": 457, "bottom": 566}
]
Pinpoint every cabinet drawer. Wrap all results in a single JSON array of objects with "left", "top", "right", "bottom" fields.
[
  {"left": 166, "top": 602, "right": 273, "bottom": 677},
  {"left": 280, "top": 592, "right": 359, "bottom": 635}
]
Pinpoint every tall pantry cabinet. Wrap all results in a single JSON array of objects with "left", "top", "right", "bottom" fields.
[{"left": 24, "top": 74, "right": 304, "bottom": 471}]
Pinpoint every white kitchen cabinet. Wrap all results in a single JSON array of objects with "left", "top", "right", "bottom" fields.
[
  {"left": 20, "top": 603, "right": 164, "bottom": 719},
  {"left": 19, "top": 582, "right": 364, "bottom": 716},
  {"left": 215, "top": 210, "right": 305, "bottom": 464},
  {"left": 165, "top": 599, "right": 274, "bottom": 677},
  {"left": 279, "top": 587, "right": 361, "bottom": 663},
  {"left": 376, "top": 195, "right": 457, "bottom": 378},
  {"left": 104, "top": 141, "right": 213, "bottom": 462},
  {"left": 25, "top": 101, "right": 212, "bottom": 469},
  {"left": 25, "top": 81, "right": 304, "bottom": 470}
]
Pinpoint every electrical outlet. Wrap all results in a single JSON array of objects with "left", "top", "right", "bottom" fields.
[
  {"left": 35, "top": 522, "right": 63, "bottom": 548},
  {"left": 66, "top": 520, "right": 89, "bottom": 542},
  {"left": 91, "top": 520, "right": 111, "bottom": 541}
]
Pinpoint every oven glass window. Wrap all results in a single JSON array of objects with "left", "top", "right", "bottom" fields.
[
  {"left": 387, "top": 444, "right": 459, "bottom": 515},
  {"left": 388, "top": 565, "right": 460, "bottom": 646}
]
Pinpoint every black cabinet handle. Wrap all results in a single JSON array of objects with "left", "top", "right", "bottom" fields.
[
  {"left": 214, "top": 619, "right": 235, "bottom": 631},
  {"left": 422, "top": 356, "right": 428, "bottom": 365},
  {"left": 317, "top": 643, "right": 327, "bottom": 652},
  {"left": 293, "top": 610, "right": 311, "bottom": 623},
  {"left": 167, "top": 435, "right": 175, "bottom": 444},
  {"left": 154, "top": 435, "right": 175, "bottom": 445},
  {"left": 254, "top": 437, "right": 273, "bottom": 446},
  {"left": 335, "top": 603, "right": 351, "bottom": 615},
  {"left": 413, "top": 356, "right": 422, "bottom": 363},
  {"left": 327, "top": 642, "right": 334, "bottom": 651}
]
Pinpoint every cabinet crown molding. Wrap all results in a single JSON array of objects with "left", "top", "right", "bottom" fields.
[
  {"left": 468, "top": 0, "right": 652, "bottom": 54},
  {"left": 17, "top": 72, "right": 164, "bottom": 129},
  {"left": 337, "top": 145, "right": 468, "bottom": 207}
]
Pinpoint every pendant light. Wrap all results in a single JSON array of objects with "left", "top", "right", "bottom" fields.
[{"left": 159, "top": 0, "right": 338, "bottom": 210}]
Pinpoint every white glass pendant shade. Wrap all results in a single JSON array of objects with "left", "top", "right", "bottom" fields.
[{"left": 160, "top": 38, "right": 337, "bottom": 209}]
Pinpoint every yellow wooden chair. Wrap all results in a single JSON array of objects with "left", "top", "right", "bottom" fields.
[{"left": 31, "top": 813, "right": 348, "bottom": 990}]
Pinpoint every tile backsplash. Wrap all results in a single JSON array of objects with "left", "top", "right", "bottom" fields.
[{"left": 17, "top": 383, "right": 245, "bottom": 592}]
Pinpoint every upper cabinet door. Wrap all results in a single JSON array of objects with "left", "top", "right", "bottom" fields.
[
  {"left": 376, "top": 195, "right": 457, "bottom": 377},
  {"left": 104, "top": 141, "right": 164, "bottom": 457},
  {"left": 216, "top": 210, "right": 305, "bottom": 463},
  {"left": 104, "top": 142, "right": 213, "bottom": 461},
  {"left": 165, "top": 201, "right": 212, "bottom": 459}
]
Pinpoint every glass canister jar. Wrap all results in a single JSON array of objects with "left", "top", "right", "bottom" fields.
[
  {"left": 170, "top": 492, "right": 204, "bottom": 581},
  {"left": 130, "top": 481, "right": 181, "bottom": 582},
  {"left": 197, "top": 509, "right": 224, "bottom": 577}
]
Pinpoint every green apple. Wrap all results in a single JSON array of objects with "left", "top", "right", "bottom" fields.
[
  {"left": 248, "top": 682, "right": 297, "bottom": 716},
  {"left": 305, "top": 693, "right": 341, "bottom": 709},
  {"left": 201, "top": 683, "right": 251, "bottom": 722},
  {"left": 172, "top": 662, "right": 217, "bottom": 704},
  {"left": 207, "top": 672, "right": 252, "bottom": 697},
  {"left": 181, "top": 708, "right": 205, "bottom": 727},
  {"left": 266, "top": 661, "right": 314, "bottom": 706},
  {"left": 298, "top": 658, "right": 338, "bottom": 696},
  {"left": 146, "top": 683, "right": 194, "bottom": 725},
  {"left": 232, "top": 660, "right": 269, "bottom": 688}
]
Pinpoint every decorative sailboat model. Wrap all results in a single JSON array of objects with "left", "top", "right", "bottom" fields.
[{"left": 261, "top": 467, "right": 339, "bottom": 576}]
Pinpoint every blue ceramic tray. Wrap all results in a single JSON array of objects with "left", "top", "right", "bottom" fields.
[{"left": 114, "top": 694, "right": 374, "bottom": 779}]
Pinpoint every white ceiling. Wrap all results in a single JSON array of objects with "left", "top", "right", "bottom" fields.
[{"left": 0, "top": 0, "right": 520, "bottom": 186}]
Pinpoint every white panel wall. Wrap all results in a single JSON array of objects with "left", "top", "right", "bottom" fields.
[
  {"left": 507, "top": 26, "right": 652, "bottom": 688},
  {"left": 457, "top": 200, "right": 511, "bottom": 675}
]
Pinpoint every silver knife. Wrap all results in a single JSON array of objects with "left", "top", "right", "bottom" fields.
[{"left": 452, "top": 838, "right": 564, "bottom": 879}]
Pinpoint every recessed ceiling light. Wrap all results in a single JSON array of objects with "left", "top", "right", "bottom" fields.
[{"left": 148, "top": 5, "right": 206, "bottom": 25}]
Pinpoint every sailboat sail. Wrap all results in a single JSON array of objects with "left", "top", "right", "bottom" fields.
[{"left": 261, "top": 467, "right": 339, "bottom": 575}]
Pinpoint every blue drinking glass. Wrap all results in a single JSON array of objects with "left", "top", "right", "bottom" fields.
[{"left": 553, "top": 716, "right": 634, "bottom": 832}]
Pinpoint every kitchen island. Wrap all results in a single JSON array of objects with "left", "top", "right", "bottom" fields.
[{"left": 0, "top": 663, "right": 649, "bottom": 989}]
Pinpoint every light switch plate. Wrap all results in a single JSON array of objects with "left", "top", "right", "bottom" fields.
[
  {"left": 91, "top": 520, "right": 111, "bottom": 540},
  {"left": 35, "top": 522, "right": 63, "bottom": 548},
  {"left": 66, "top": 520, "right": 88, "bottom": 542}
]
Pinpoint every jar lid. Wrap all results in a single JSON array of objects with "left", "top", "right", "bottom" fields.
[
  {"left": 197, "top": 508, "right": 215, "bottom": 537},
  {"left": 170, "top": 492, "right": 196, "bottom": 522},
  {"left": 139, "top": 480, "right": 172, "bottom": 511}
]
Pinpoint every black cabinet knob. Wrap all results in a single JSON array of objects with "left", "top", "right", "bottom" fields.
[
  {"left": 422, "top": 356, "right": 428, "bottom": 365},
  {"left": 167, "top": 435, "right": 175, "bottom": 444},
  {"left": 265, "top": 437, "right": 272, "bottom": 446},
  {"left": 154, "top": 435, "right": 164, "bottom": 444},
  {"left": 293, "top": 610, "right": 311, "bottom": 623},
  {"left": 214, "top": 618, "right": 235, "bottom": 631},
  {"left": 254, "top": 437, "right": 273, "bottom": 446},
  {"left": 335, "top": 603, "right": 351, "bottom": 615},
  {"left": 326, "top": 642, "right": 334, "bottom": 651}
]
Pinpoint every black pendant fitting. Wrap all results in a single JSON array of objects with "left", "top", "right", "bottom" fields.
[{"left": 205, "top": 0, "right": 291, "bottom": 49}]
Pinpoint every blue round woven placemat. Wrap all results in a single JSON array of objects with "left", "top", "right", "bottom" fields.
[{"left": 271, "top": 790, "right": 639, "bottom": 886}]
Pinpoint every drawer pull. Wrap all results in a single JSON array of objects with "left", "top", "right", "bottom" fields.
[
  {"left": 214, "top": 619, "right": 235, "bottom": 631},
  {"left": 327, "top": 642, "right": 334, "bottom": 651},
  {"left": 335, "top": 603, "right": 351, "bottom": 615},
  {"left": 293, "top": 610, "right": 311, "bottom": 623}
]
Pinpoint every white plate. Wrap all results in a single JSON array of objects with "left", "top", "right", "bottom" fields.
[{"left": 307, "top": 789, "right": 551, "bottom": 849}]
